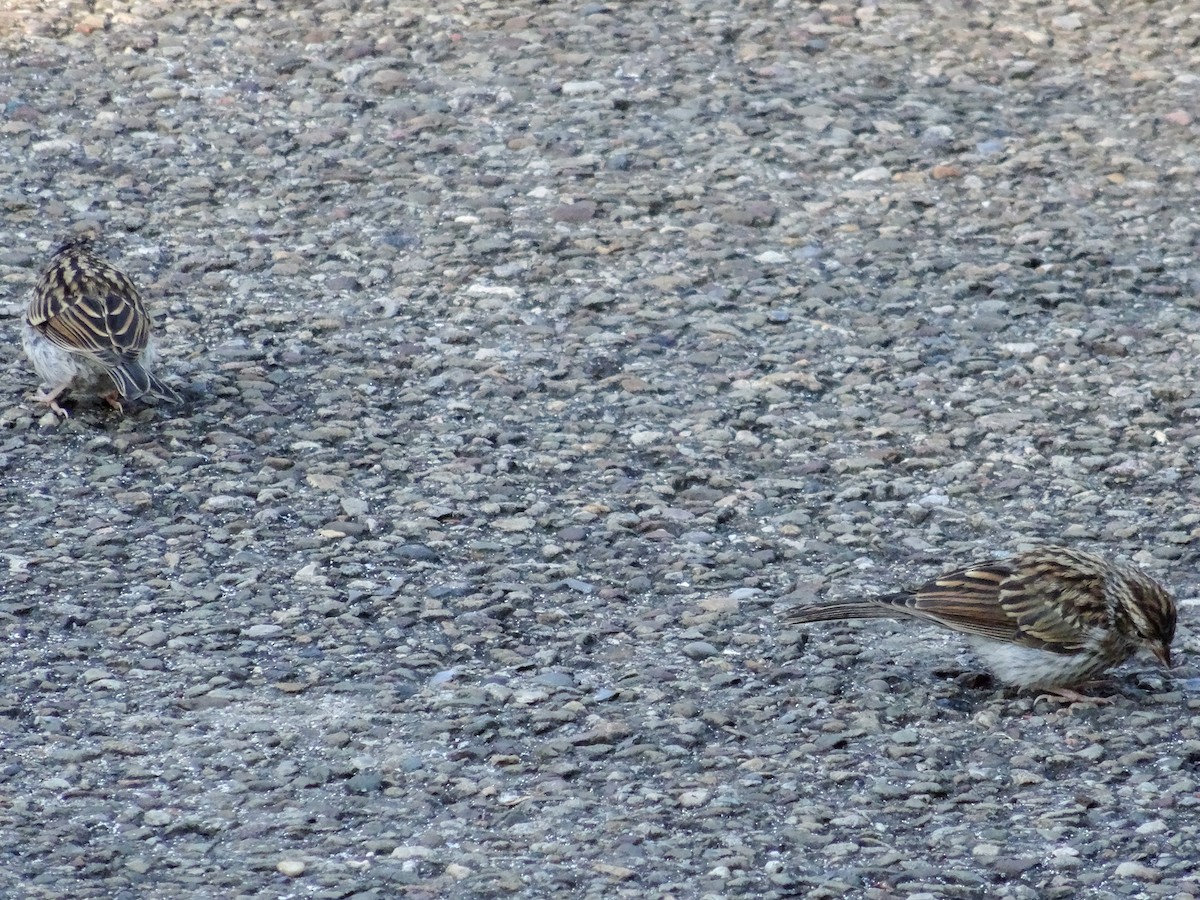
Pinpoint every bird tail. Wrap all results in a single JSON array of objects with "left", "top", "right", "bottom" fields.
[
  {"left": 110, "top": 362, "right": 180, "bottom": 404},
  {"left": 146, "top": 370, "right": 182, "bottom": 404},
  {"left": 783, "top": 592, "right": 913, "bottom": 625},
  {"left": 110, "top": 361, "right": 152, "bottom": 401}
]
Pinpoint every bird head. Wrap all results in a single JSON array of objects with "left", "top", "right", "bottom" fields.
[{"left": 1121, "top": 570, "right": 1177, "bottom": 669}]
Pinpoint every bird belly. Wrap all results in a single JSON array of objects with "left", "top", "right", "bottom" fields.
[
  {"left": 22, "top": 323, "right": 116, "bottom": 394},
  {"left": 968, "top": 637, "right": 1116, "bottom": 688}
]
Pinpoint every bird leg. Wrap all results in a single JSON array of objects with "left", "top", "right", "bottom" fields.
[{"left": 102, "top": 390, "right": 124, "bottom": 412}]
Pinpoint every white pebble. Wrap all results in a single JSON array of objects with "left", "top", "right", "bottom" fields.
[
  {"left": 678, "top": 788, "right": 709, "bottom": 807},
  {"left": 630, "top": 430, "right": 664, "bottom": 447},
  {"left": 851, "top": 165, "right": 891, "bottom": 181},
  {"left": 1113, "top": 861, "right": 1159, "bottom": 880},
  {"left": 561, "top": 80, "right": 604, "bottom": 95}
]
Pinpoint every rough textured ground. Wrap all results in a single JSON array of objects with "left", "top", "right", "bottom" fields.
[{"left": 1, "top": 1, "right": 1199, "bottom": 897}]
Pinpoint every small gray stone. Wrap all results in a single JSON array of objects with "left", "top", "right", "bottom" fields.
[
  {"left": 551, "top": 201, "right": 597, "bottom": 223},
  {"left": 244, "top": 624, "right": 284, "bottom": 639},
  {"left": 341, "top": 497, "right": 368, "bottom": 517},
  {"left": 533, "top": 672, "right": 575, "bottom": 689},
  {"left": 346, "top": 773, "right": 384, "bottom": 794},
  {"left": 681, "top": 641, "right": 719, "bottom": 660},
  {"left": 134, "top": 629, "right": 168, "bottom": 648},
  {"left": 395, "top": 544, "right": 438, "bottom": 560}
]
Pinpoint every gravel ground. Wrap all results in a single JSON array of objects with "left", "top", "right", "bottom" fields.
[{"left": 2, "top": 1, "right": 1200, "bottom": 897}]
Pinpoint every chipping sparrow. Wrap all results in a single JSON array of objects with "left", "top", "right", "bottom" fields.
[
  {"left": 785, "top": 546, "right": 1176, "bottom": 701},
  {"left": 23, "top": 234, "right": 180, "bottom": 416}
]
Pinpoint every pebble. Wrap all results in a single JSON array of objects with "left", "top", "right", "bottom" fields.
[
  {"left": 346, "top": 773, "right": 383, "bottom": 794},
  {"left": 551, "top": 201, "right": 597, "bottom": 223},
  {"left": 134, "top": 628, "right": 168, "bottom": 648},
  {"left": 244, "top": 624, "right": 284, "bottom": 639},
  {"left": 681, "top": 641, "right": 720, "bottom": 660},
  {"left": 340, "top": 497, "right": 368, "bottom": 517},
  {"left": 493, "top": 516, "right": 535, "bottom": 532},
  {"left": 561, "top": 80, "right": 605, "bottom": 95},
  {"left": 678, "top": 789, "right": 710, "bottom": 807},
  {"left": 852, "top": 166, "right": 891, "bottom": 181},
  {"left": 630, "top": 430, "right": 664, "bottom": 447},
  {"left": 1113, "top": 862, "right": 1160, "bottom": 880}
]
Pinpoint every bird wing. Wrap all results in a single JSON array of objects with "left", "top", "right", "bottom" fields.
[
  {"left": 898, "top": 557, "right": 1108, "bottom": 652},
  {"left": 28, "top": 250, "right": 151, "bottom": 369},
  {"left": 994, "top": 556, "right": 1111, "bottom": 652},
  {"left": 878, "top": 562, "right": 1025, "bottom": 643}
]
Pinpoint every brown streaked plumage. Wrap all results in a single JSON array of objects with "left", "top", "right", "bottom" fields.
[
  {"left": 22, "top": 234, "right": 180, "bottom": 416},
  {"left": 785, "top": 547, "right": 1176, "bottom": 700}
]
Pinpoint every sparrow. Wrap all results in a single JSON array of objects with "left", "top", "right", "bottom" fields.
[
  {"left": 23, "top": 234, "right": 180, "bottom": 416},
  {"left": 784, "top": 546, "right": 1177, "bottom": 702}
]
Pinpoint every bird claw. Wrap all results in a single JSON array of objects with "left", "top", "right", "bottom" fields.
[{"left": 1034, "top": 687, "right": 1114, "bottom": 705}]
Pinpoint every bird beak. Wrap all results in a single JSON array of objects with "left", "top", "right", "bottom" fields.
[{"left": 1153, "top": 644, "right": 1173, "bottom": 669}]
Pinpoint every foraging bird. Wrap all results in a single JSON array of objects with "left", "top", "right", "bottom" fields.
[
  {"left": 23, "top": 234, "right": 180, "bottom": 416},
  {"left": 784, "top": 546, "right": 1176, "bottom": 701}
]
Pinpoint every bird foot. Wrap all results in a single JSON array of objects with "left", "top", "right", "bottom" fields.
[
  {"left": 32, "top": 388, "right": 69, "bottom": 418},
  {"left": 1034, "top": 687, "right": 1114, "bottom": 705},
  {"left": 102, "top": 390, "right": 124, "bottom": 412}
]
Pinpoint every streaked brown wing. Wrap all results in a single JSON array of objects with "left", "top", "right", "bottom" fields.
[
  {"left": 895, "top": 562, "right": 1026, "bottom": 643},
  {"left": 994, "top": 556, "right": 1109, "bottom": 651},
  {"left": 899, "top": 555, "right": 1107, "bottom": 652},
  {"left": 785, "top": 562, "right": 1025, "bottom": 638},
  {"left": 30, "top": 250, "right": 150, "bottom": 368}
]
